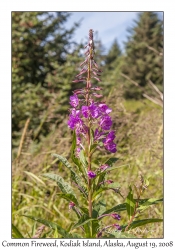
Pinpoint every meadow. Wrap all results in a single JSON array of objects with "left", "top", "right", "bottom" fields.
[{"left": 12, "top": 12, "right": 163, "bottom": 239}]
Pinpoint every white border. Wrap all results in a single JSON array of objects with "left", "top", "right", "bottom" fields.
[{"left": 1, "top": 0, "right": 175, "bottom": 249}]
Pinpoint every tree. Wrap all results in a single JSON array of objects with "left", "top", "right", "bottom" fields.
[
  {"left": 12, "top": 12, "right": 79, "bottom": 87},
  {"left": 122, "top": 12, "right": 163, "bottom": 99},
  {"left": 12, "top": 12, "right": 80, "bottom": 147},
  {"left": 105, "top": 39, "right": 121, "bottom": 70}
]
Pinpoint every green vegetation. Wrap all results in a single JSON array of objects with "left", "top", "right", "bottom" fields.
[{"left": 12, "top": 12, "right": 163, "bottom": 238}]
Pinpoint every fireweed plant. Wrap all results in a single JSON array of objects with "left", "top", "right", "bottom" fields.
[{"left": 24, "top": 29, "right": 163, "bottom": 238}]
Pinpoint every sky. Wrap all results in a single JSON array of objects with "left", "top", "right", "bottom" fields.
[{"left": 65, "top": 12, "right": 163, "bottom": 53}]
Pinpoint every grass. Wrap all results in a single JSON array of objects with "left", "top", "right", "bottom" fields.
[{"left": 12, "top": 89, "right": 163, "bottom": 238}]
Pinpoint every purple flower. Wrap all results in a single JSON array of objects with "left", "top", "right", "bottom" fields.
[
  {"left": 111, "top": 213, "right": 121, "bottom": 220},
  {"left": 70, "top": 94, "right": 79, "bottom": 107},
  {"left": 76, "top": 136, "right": 81, "bottom": 145},
  {"left": 67, "top": 115, "right": 80, "bottom": 130},
  {"left": 88, "top": 171, "right": 96, "bottom": 179},
  {"left": 99, "top": 103, "right": 112, "bottom": 114},
  {"left": 70, "top": 108, "right": 81, "bottom": 117},
  {"left": 67, "top": 114, "right": 83, "bottom": 129},
  {"left": 94, "top": 129, "right": 104, "bottom": 141},
  {"left": 100, "top": 115, "right": 112, "bottom": 130},
  {"left": 89, "top": 103, "right": 100, "bottom": 118},
  {"left": 103, "top": 131, "right": 115, "bottom": 143},
  {"left": 69, "top": 201, "right": 75, "bottom": 209},
  {"left": 76, "top": 122, "right": 88, "bottom": 135},
  {"left": 81, "top": 106, "right": 89, "bottom": 118},
  {"left": 104, "top": 141, "right": 117, "bottom": 153},
  {"left": 113, "top": 224, "right": 121, "bottom": 230},
  {"left": 100, "top": 164, "right": 110, "bottom": 171}
]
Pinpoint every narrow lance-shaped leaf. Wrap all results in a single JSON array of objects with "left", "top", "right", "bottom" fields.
[
  {"left": 57, "top": 193, "right": 78, "bottom": 206},
  {"left": 138, "top": 198, "right": 163, "bottom": 212},
  {"left": 126, "top": 185, "right": 136, "bottom": 219},
  {"left": 23, "top": 215, "right": 72, "bottom": 238},
  {"left": 42, "top": 173, "right": 75, "bottom": 197},
  {"left": 102, "top": 203, "right": 127, "bottom": 215},
  {"left": 122, "top": 218, "right": 163, "bottom": 230},
  {"left": 92, "top": 183, "right": 121, "bottom": 201},
  {"left": 70, "top": 131, "right": 87, "bottom": 183},
  {"left": 72, "top": 214, "right": 97, "bottom": 230},
  {"left": 12, "top": 224, "right": 24, "bottom": 238},
  {"left": 102, "top": 198, "right": 163, "bottom": 216},
  {"left": 79, "top": 150, "right": 88, "bottom": 171},
  {"left": 96, "top": 164, "right": 129, "bottom": 179},
  {"left": 52, "top": 153, "right": 88, "bottom": 197},
  {"left": 57, "top": 193, "right": 88, "bottom": 215},
  {"left": 104, "top": 157, "right": 119, "bottom": 166}
]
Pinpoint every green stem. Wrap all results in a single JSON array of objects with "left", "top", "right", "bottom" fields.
[{"left": 87, "top": 48, "right": 92, "bottom": 219}]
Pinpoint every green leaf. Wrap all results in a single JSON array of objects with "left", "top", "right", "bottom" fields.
[
  {"left": 138, "top": 198, "right": 163, "bottom": 212},
  {"left": 90, "top": 143, "right": 98, "bottom": 153},
  {"left": 57, "top": 193, "right": 88, "bottom": 215},
  {"left": 71, "top": 233, "right": 82, "bottom": 238},
  {"left": 105, "top": 157, "right": 119, "bottom": 166},
  {"left": 96, "top": 164, "right": 129, "bottom": 179},
  {"left": 57, "top": 193, "right": 78, "bottom": 205},
  {"left": 102, "top": 203, "right": 127, "bottom": 215},
  {"left": 71, "top": 130, "right": 77, "bottom": 155},
  {"left": 79, "top": 150, "right": 88, "bottom": 170},
  {"left": 92, "top": 187, "right": 108, "bottom": 201},
  {"left": 23, "top": 215, "right": 72, "bottom": 238},
  {"left": 70, "top": 171, "right": 88, "bottom": 198},
  {"left": 126, "top": 186, "right": 136, "bottom": 219},
  {"left": 52, "top": 154, "right": 73, "bottom": 170},
  {"left": 12, "top": 224, "right": 24, "bottom": 238},
  {"left": 72, "top": 214, "right": 97, "bottom": 230},
  {"left": 123, "top": 218, "right": 163, "bottom": 230},
  {"left": 53, "top": 228, "right": 59, "bottom": 238},
  {"left": 92, "top": 220, "right": 100, "bottom": 237},
  {"left": 93, "top": 200, "right": 106, "bottom": 217},
  {"left": 52, "top": 153, "right": 88, "bottom": 197},
  {"left": 107, "top": 164, "right": 129, "bottom": 172},
  {"left": 92, "top": 183, "right": 121, "bottom": 201},
  {"left": 70, "top": 131, "right": 82, "bottom": 168},
  {"left": 31, "top": 222, "right": 37, "bottom": 238},
  {"left": 106, "top": 231, "right": 136, "bottom": 238},
  {"left": 101, "top": 198, "right": 163, "bottom": 217},
  {"left": 42, "top": 173, "right": 75, "bottom": 196}
]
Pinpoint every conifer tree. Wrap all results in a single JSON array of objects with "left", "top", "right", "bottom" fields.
[
  {"left": 12, "top": 12, "right": 78, "bottom": 87},
  {"left": 105, "top": 39, "right": 121, "bottom": 70},
  {"left": 122, "top": 12, "right": 163, "bottom": 98},
  {"left": 12, "top": 12, "right": 80, "bottom": 146}
]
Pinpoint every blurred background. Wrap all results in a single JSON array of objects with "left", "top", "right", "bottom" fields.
[{"left": 12, "top": 11, "right": 163, "bottom": 238}]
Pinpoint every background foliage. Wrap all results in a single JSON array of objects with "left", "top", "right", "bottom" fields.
[{"left": 12, "top": 11, "right": 163, "bottom": 238}]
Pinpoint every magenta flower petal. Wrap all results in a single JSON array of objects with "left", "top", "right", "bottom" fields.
[
  {"left": 104, "top": 142, "right": 117, "bottom": 153},
  {"left": 69, "top": 201, "right": 75, "bottom": 209},
  {"left": 88, "top": 171, "right": 96, "bottom": 179},
  {"left": 100, "top": 164, "right": 110, "bottom": 171},
  {"left": 111, "top": 213, "right": 121, "bottom": 220},
  {"left": 89, "top": 103, "right": 100, "bottom": 118},
  {"left": 100, "top": 115, "right": 112, "bottom": 130},
  {"left": 113, "top": 224, "right": 121, "bottom": 230},
  {"left": 69, "top": 94, "right": 79, "bottom": 107},
  {"left": 99, "top": 103, "right": 112, "bottom": 114},
  {"left": 81, "top": 106, "right": 89, "bottom": 118}
]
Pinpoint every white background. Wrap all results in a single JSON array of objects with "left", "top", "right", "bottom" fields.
[{"left": 0, "top": 0, "right": 175, "bottom": 249}]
